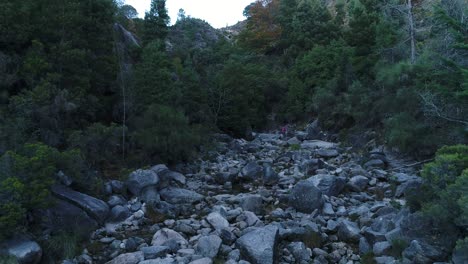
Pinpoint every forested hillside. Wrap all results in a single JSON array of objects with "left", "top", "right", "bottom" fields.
[{"left": 0, "top": 0, "right": 467, "bottom": 263}]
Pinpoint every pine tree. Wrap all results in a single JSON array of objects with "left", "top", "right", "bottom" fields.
[{"left": 144, "top": 0, "right": 170, "bottom": 43}]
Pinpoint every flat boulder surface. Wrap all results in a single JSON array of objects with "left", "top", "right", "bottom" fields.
[
  {"left": 236, "top": 225, "right": 279, "bottom": 264},
  {"left": 51, "top": 185, "right": 109, "bottom": 223},
  {"left": 159, "top": 187, "right": 204, "bottom": 204}
]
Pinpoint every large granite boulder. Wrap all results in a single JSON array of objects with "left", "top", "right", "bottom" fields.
[
  {"left": 37, "top": 199, "right": 98, "bottom": 236},
  {"left": 236, "top": 225, "right": 279, "bottom": 264},
  {"left": 195, "top": 235, "right": 222, "bottom": 258},
  {"left": 126, "top": 169, "right": 159, "bottom": 196},
  {"left": 289, "top": 180, "right": 323, "bottom": 213},
  {"left": 306, "top": 174, "right": 345, "bottom": 197},
  {"left": 239, "top": 162, "right": 263, "bottom": 182},
  {"left": 0, "top": 237, "right": 42, "bottom": 264},
  {"left": 105, "top": 251, "right": 144, "bottom": 264},
  {"left": 51, "top": 185, "right": 109, "bottom": 223}
]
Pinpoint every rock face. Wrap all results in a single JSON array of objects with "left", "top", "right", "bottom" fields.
[
  {"left": 126, "top": 169, "right": 159, "bottom": 196},
  {"left": 51, "top": 185, "right": 109, "bottom": 223},
  {"left": 236, "top": 225, "right": 279, "bottom": 264},
  {"left": 1, "top": 238, "right": 42, "bottom": 264},
  {"left": 289, "top": 180, "right": 323, "bottom": 213}
]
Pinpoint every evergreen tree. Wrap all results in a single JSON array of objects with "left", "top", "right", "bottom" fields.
[{"left": 144, "top": 0, "right": 170, "bottom": 43}]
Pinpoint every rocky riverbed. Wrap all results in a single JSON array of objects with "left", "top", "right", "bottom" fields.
[{"left": 2, "top": 124, "right": 457, "bottom": 264}]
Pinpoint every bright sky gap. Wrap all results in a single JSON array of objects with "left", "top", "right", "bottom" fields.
[{"left": 124, "top": 0, "right": 254, "bottom": 28}]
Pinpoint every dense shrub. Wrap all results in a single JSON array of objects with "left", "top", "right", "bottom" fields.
[
  {"left": 408, "top": 145, "right": 468, "bottom": 251},
  {"left": 132, "top": 104, "right": 205, "bottom": 164},
  {"left": 0, "top": 143, "right": 83, "bottom": 239}
]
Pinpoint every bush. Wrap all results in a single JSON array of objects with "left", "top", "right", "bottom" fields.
[
  {"left": 407, "top": 145, "right": 468, "bottom": 253},
  {"left": 132, "top": 104, "right": 205, "bottom": 164},
  {"left": 68, "top": 123, "right": 124, "bottom": 168},
  {"left": 41, "top": 232, "right": 81, "bottom": 261},
  {"left": 384, "top": 112, "right": 436, "bottom": 154},
  {"left": 0, "top": 143, "right": 83, "bottom": 239}
]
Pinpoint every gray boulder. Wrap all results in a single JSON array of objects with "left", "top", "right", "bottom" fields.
[
  {"left": 347, "top": 175, "right": 369, "bottom": 192},
  {"left": 107, "top": 195, "right": 127, "bottom": 207},
  {"left": 126, "top": 169, "right": 159, "bottom": 196},
  {"left": 236, "top": 225, "right": 279, "bottom": 264},
  {"left": 359, "top": 237, "right": 371, "bottom": 254},
  {"left": 159, "top": 187, "right": 204, "bottom": 204},
  {"left": 337, "top": 220, "right": 361, "bottom": 243},
  {"left": 256, "top": 133, "right": 281, "bottom": 142},
  {"left": 108, "top": 205, "right": 130, "bottom": 222},
  {"left": 301, "top": 140, "right": 336, "bottom": 149},
  {"left": 240, "top": 194, "right": 263, "bottom": 214},
  {"left": 1, "top": 238, "right": 42, "bottom": 264},
  {"left": 395, "top": 178, "right": 423, "bottom": 198},
  {"left": 206, "top": 212, "right": 229, "bottom": 230},
  {"left": 305, "top": 120, "right": 322, "bottom": 140},
  {"left": 189, "top": 258, "right": 213, "bottom": 264},
  {"left": 152, "top": 165, "right": 186, "bottom": 189},
  {"left": 139, "top": 258, "right": 176, "bottom": 264},
  {"left": 37, "top": 199, "right": 98, "bottom": 236},
  {"left": 105, "top": 251, "right": 144, "bottom": 264},
  {"left": 240, "top": 162, "right": 263, "bottom": 181},
  {"left": 289, "top": 180, "right": 323, "bottom": 213},
  {"left": 364, "top": 159, "right": 386, "bottom": 169},
  {"left": 219, "top": 228, "right": 237, "bottom": 245},
  {"left": 109, "top": 180, "right": 125, "bottom": 194},
  {"left": 263, "top": 164, "right": 279, "bottom": 185},
  {"left": 195, "top": 235, "right": 222, "bottom": 258},
  {"left": 140, "top": 186, "right": 161, "bottom": 205},
  {"left": 307, "top": 174, "right": 345, "bottom": 197},
  {"left": 373, "top": 241, "right": 392, "bottom": 256},
  {"left": 287, "top": 242, "right": 311, "bottom": 263},
  {"left": 152, "top": 228, "right": 188, "bottom": 247},
  {"left": 402, "top": 240, "right": 445, "bottom": 263},
  {"left": 317, "top": 149, "right": 339, "bottom": 158},
  {"left": 141, "top": 246, "right": 171, "bottom": 259},
  {"left": 51, "top": 185, "right": 109, "bottom": 223}
]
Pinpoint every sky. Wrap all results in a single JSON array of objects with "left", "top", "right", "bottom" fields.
[{"left": 124, "top": 0, "right": 253, "bottom": 28}]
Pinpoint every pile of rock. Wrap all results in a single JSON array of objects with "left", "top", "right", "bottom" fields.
[{"left": 4, "top": 121, "right": 463, "bottom": 264}]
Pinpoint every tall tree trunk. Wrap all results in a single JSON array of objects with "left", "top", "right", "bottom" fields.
[{"left": 408, "top": 0, "right": 416, "bottom": 64}]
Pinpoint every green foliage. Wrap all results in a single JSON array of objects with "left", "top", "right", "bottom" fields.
[
  {"left": 132, "top": 104, "right": 205, "bottom": 164},
  {"left": 144, "top": 0, "right": 170, "bottom": 42},
  {"left": 390, "top": 239, "right": 409, "bottom": 258},
  {"left": 361, "top": 252, "right": 377, "bottom": 264},
  {"left": 407, "top": 145, "right": 468, "bottom": 250},
  {"left": 68, "top": 123, "right": 124, "bottom": 169},
  {"left": 0, "top": 143, "right": 82, "bottom": 239},
  {"left": 41, "top": 232, "right": 82, "bottom": 261},
  {"left": 0, "top": 254, "right": 19, "bottom": 264},
  {"left": 289, "top": 144, "right": 300, "bottom": 151},
  {"left": 384, "top": 113, "right": 434, "bottom": 153},
  {"left": 133, "top": 40, "right": 177, "bottom": 109}
]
